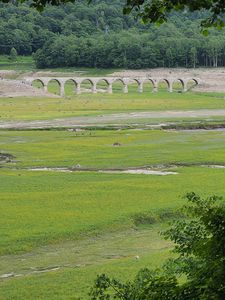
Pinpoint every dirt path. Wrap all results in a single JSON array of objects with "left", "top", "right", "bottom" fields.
[
  {"left": 0, "top": 227, "right": 169, "bottom": 280},
  {"left": 1, "top": 109, "right": 225, "bottom": 129}
]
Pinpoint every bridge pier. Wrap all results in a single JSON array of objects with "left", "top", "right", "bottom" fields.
[
  {"left": 183, "top": 82, "right": 188, "bottom": 92},
  {"left": 107, "top": 83, "right": 113, "bottom": 94},
  {"left": 168, "top": 85, "right": 173, "bottom": 93},
  {"left": 153, "top": 85, "right": 158, "bottom": 93},
  {"left": 123, "top": 84, "right": 128, "bottom": 94},
  {"left": 138, "top": 82, "right": 143, "bottom": 93},
  {"left": 92, "top": 83, "right": 97, "bottom": 94},
  {"left": 76, "top": 83, "right": 81, "bottom": 94},
  {"left": 60, "top": 85, "right": 65, "bottom": 97}
]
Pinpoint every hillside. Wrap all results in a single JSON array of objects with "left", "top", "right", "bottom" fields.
[{"left": 1, "top": 1, "right": 225, "bottom": 68}]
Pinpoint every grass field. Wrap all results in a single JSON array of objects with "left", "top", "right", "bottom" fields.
[
  {"left": 1, "top": 127, "right": 225, "bottom": 298},
  {"left": 0, "top": 233, "right": 172, "bottom": 299},
  {"left": 1, "top": 71, "right": 225, "bottom": 299},
  {"left": 0, "top": 55, "right": 120, "bottom": 75},
  {"left": 1, "top": 129, "right": 225, "bottom": 168},
  {"left": 1, "top": 91, "right": 225, "bottom": 122},
  {"left": 0, "top": 56, "right": 35, "bottom": 72},
  {"left": 1, "top": 165, "right": 225, "bottom": 255},
  {"left": 0, "top": 130, "right": 225, "bottom": 299}
]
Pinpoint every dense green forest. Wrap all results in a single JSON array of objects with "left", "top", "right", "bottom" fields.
[{"left": 1, "top": 0, "right": 225, "bottom": 69}]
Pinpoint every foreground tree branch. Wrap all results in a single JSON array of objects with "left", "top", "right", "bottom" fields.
[
  {"left": 123, "top": 0, "right": 225, "bottom": 29},
  {"left": 6, "top": 0, "right": 225, "bottom": 29},
  {"left": 90, "top": 192, "right": 225, "bottom": 299}
]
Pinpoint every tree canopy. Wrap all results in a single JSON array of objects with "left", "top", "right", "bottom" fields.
[
  {"left": 2, "top": 2, "right": 225, "bottom": 69},
  {"left": 123, "top": 0, "right": 225, "bottom": 29},
  {"left": 5, "top": 0, "right": 225, "bottom": 29},
  {"left": 90, "top": 192, "right": 225, "bottom": 299}
]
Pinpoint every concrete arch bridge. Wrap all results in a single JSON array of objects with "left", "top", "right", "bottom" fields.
[{"left": 24, "top": 77, "right": 200, "bottom": 97}]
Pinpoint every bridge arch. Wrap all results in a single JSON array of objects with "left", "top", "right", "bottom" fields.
[
  {"left": 172, "top": 78, "right": 185, "bottom": 92},
  {"left": 192, "top": 78, "right": 199, "bottom": 85},
  {"left": 96, "top": 78, "right": 110, "bottom": 93},
  {"left": 132, "top": 78, "right": 141, "bottom": 85},
  {"left": 80, "top": 78, "right": 94, "bottom": 86},
  {"left": 127, "top": 78, "right": 141, "bottom": 93},
  {"left": 47, "top": 78, "right": 62, "bottom": 96},
  {"left": 64, "top": 78, "right": 78, "bottom": 96},
  {"left": 186, "top": 78, "right": 199, "bottom": 91},
  {"left": 80, "top": 78, "right": 95, "bottom": 93},
  {"left": 31, "top": 79, "right": 45, "bottom": 89},
  {"left": 96, "top": 78, "right": 110, "bottom": 86},
  {"left": 65, "top": 78, "right": 78, "bottom": 85},
  {"left": 112, "top": 78, "right": 126, "bottom": 93},
  {"left": 142, "top": 78, "right": 156, "bottom": 92},
  {"left": 112, "top": 78, "right": 125, "bottom": 85},
  {"left": 157, "top": 78, "right": 171, "bottom": 92},
  {"left": 24, "top": 76, "right": 201, "bottom": 96}
]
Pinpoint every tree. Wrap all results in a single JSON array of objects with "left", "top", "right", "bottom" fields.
[
  {"left": 90, "top": 192, "right": 225, "bottom": 299},
  {"left": 205, "top": 38, "right": 223, "bottom": 67},
  {"left": 123, "top": 0, "right": 225, "bottom": 30},
  {"left": 2, "top": 0, "right": 225, "bottom": 30},
  {"left": 9, "top": 47, "right": 17, "bottom": 60},
  {"left": 190, "top": 47, "right": 197, "bottom": 68},
  {"left": 165, "top": 47, "right": 174, "bottom": 67}
]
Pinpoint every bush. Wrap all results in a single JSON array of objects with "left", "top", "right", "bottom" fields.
[
  {"left": 9, "top": 47, "right": 17, "bottom": 61},
  {"left": 90, "top": 192, "right": 225, "bottom": 299}
]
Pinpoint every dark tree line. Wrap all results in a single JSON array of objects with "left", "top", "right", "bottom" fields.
[
  {"left": 34, "top": 32, "right": 225, "bottom": 69},
  {"left": 2, "top": 1, "right": 225, "bottom": 69}
]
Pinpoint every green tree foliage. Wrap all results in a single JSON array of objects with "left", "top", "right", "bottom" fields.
[
  {"left": 123, "top": 0, "right": 225, "bottom": 30},
  {"left": 2, "top": 1, "right": 225, "bottom": 68},
  {"left": 9, "top": 47, "right": 17, "bottom": 60},
  {"left": 90, "top": 192, "right": 225, "bottom": 299},
  {"left": 34, "top": 28, "right": 225, "bottom": 69},
  {"left": 2, "top": 0, "right": 225, "bottom": 30},
  {"left": 190, "top": 47, "right": 197, "bottom": 68}
]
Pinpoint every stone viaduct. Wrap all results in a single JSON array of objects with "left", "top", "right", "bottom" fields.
[{"left": 24, "top": 77, "right": 200, "bottom": 97}]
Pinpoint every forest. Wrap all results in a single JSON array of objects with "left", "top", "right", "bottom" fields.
[{"left": 1, "top": 0, "right": 225, "bottom": 69}]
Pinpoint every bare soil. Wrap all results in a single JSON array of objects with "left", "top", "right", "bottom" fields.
[
  {"left": 28, "top": 167, "right": 177, "bottom": 176},
  {"left": 1, "top": 110, "right": 225, "bottom": 129},
  {"left": 0, "top": 79, "right": 57, "bottom": 98},
  {"left": 0, "top": 152, "right": 14, "bottom": 163}
]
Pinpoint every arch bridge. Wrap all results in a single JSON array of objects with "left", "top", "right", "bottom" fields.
[{"left": 24, "top": 76, "right": 200, "bottom": 97}]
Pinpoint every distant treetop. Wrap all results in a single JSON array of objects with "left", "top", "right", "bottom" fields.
[{"left": 8, "top": 0, "right": 225, "bottom": 30}]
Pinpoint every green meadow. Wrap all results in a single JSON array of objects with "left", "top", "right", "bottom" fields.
[
  {"left": 0, "top": 235, "right": 172, "bottom": 299},
  {"left": 1, "top": 82, "right": 225, "bottom": 299},
  {"left": 0, "top": 55, "right": 118, "bottom": 74},
  {"left": 1, "top": 91, "right": 225, "bottom": 121},
  {"left": 1, "top": 129, "right": 225, "bottom": 168},
  {"left": 1, "top": 165, "right": 225, "bottom": 255},
  {"left": 1, "top": 128, "right": 225, "bottom": 298}
]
